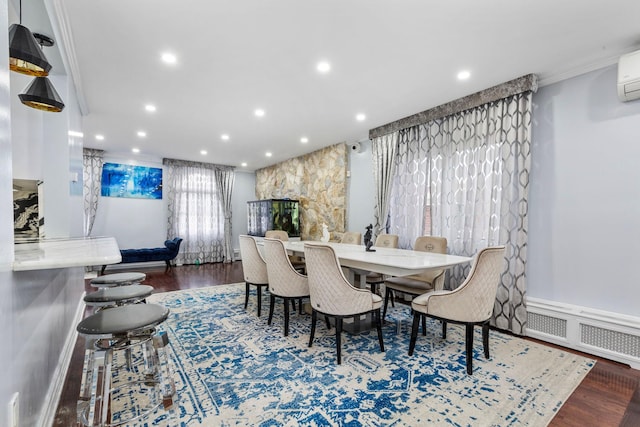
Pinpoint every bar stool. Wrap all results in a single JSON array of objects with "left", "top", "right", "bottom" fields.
[
  {"left": 76, "top": 304, "right": 175, "bottom": 427},
  {"left": 84, "top": 285, "right": 154, "bottom": 310},
  {"left": 90, "top": 272, "right": 146, "bottom": 289}
]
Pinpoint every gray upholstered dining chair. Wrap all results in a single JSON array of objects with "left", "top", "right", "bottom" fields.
[
  {"left": 408, "top": 245, "right": 505, "bottom": 375},
  {"left": 265, "top": 229, "right": 306, "bottom": 273},
  {"left": 239, "top": 235, "right": 269, "bottom": 317},
  {"left": 382, "top": 236, "right": 448, "bottom": 322},
  {"left": 263, "top": 238, "right": 310, "bottom": 336},
  {"left": 365, "top": 234, "right": 399, "bottom": 295},
  {"left": 304, "top": 243, "right": 385, "bottom": 364},
  {"left": 340, "top": 231, "right": 362, "bottom": 245}
]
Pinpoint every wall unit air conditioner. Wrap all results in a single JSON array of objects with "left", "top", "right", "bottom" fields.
[{"left": 618, "top": 49, "right": 640, "bottom": 102}]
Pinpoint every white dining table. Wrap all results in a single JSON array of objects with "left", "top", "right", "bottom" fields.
[{"left": 282, "top": 240, "right": 472, "bottom": 277}]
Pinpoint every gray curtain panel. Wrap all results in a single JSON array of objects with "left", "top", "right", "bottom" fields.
[
  {"left": 163, "top": 158, "right": 234, "bottom": 265},
  {"left": 371, "top": 132, "right": 399, "bottom": 239},
  {"left": 215, "top": 167, "right": 236, "bottom": 263},
  {"left": 82, "top": 148, "right": 104, "bottom": 237}
]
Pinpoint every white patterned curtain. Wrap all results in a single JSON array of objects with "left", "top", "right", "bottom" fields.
[
  {"left": 388, "top": 126, "right": 430, "bottom": 249},
  {"left": 428, "top": 92, "right": 532, "bottom": 334},
  {"left": 371, "top": 132, "right": 399, "bottom": 238},
  {"left": 163, "top": 158, "right": 232, "bottom": 265},
  {"left": 82, "top": 148, "right": 104, "bottom": 237},
  {"left": 385, "top": 92, "right": 532, "bottom": 335},
  {"left": 215, "top": 167, "right": 236, "bottom": 263}
]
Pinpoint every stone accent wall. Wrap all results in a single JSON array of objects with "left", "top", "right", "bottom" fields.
[{"left": 255, "top": 143, "right": 347, "bottom": 241}]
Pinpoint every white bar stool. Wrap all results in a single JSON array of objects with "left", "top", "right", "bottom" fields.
[
  {"left": 76, "top": 304, "right": 175, "bottom": 427},
  {"left": 84, "top": 285, "right": 154, "bottom": 310}
]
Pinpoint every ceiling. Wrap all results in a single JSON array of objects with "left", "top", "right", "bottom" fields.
[{"left": 39, "top": 1, "right": 640, "bottom": 170}]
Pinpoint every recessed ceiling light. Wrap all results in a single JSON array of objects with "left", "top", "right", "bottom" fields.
[
  {"left": 254, "top": 109, "right": 265, "bottom": 117},
  {"left": 132, "top": 148, "right": 140, "bottom": 153},
  {"left": 300, "top": 137, "right": 309, "bottom": 143},
  {"left": 221, "top": 134, "right": 230, "bottom": 141},
  {"left": 457, "top": 70, "right": 471, "bottom": 80},
  {"left": 265, "top": 152, "right": 272, "bottom": 157},
  {"left": 145, "top": 104, "right": 156, "bottom": 112},
  {"left": 95, "top": 134, "right": 104, "bottom": 140},
  {"left": 137, "top": 131, "right": 147, "bottom": 137},
  {"left": 200, "top": 150, "right": 207, "bottom": 155},
  {"left": 241, "top": 162, "right": 248, "bottom": 167},
  {"left": 316, "top": 61, "right": 331, "bottom": 73},
  {"left": 161, "top": 52, "right": 177, "bottom": 64},
  {"left": 356, "top": 113, "right": 366, "bottom": 122}
]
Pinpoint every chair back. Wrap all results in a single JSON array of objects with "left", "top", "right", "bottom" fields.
[
  {"left": 411, "top": 236, "right": 447, "bottom": 288},
  {"left": 340, "top": 232, "right": 362, "bottom": 245},
  {"left": 239, "top": 235, "right": 268, "bottom": 284},
  {"left": 263, "top": 238, "right": 308, "bottom": 297},
  {"left": 265, "top": 230, "right": 289, "bottom": 241},
  {"left": 437, "top": 246, "right": 505, "bottom": 322},
  {"left": 304, "top": 243, "right": 372, "bottom": 316},
  {"left": 374, "top": 234, "right": 399, "bottom": 248}
]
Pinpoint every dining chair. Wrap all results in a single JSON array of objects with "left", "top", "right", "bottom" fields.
[
  {"left": 304, "top": 243, "right": 385, "bottom": 364},
  {"left": 340, "top": 231, "right": 362, "bottom": 245},
  {"left": 382, "top": 236, "right": 448, "bottom": 322},
  {"left": 239, "top": 235, "right": 269, "bottom": 317},
  {"left": 265, "top": 229, "right": 306, "bottom": 273},
  {"left": 408, "top": 245, "right": 505, "bottom": 374},
  {"left": 263, "top": 238, "right": 310, "bottom": 336},
  {"left": 365, "top": 234, "right": 399, "bottom": 295}
]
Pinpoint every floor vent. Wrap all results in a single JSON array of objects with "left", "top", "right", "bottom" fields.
[{"left": 526, "top": 297, "right": 640, "bottom": 369}]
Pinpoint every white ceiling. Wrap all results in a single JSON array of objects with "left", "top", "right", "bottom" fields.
[{"left": 44, "top": 0, "right": 640, "bottom": 170}]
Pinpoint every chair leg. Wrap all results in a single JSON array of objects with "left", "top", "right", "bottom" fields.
[
  {"left": 336, "top": 318, "right": 343, "bottom": 364},
  {"left": 284, "top": 298, "right": 290, "bottom": 336},
  {"left": 308, "top": 310, "right": 317, "bottom": 347},
  {"left": 375, "top": 309, "right": 384, "bottom": 352},
  {"left": 465, "top": 323, "right": 474, "bottom": 375},
  {"left": 408, "top": 312, "right": 421, "bottom": 356},
  {"left": 299, "top": 298, "right": 303, "bottom": 314},
  {"left": 257, "top": 285, "right": 263, "bottom": 317},
  {"left": 244, "top": 282, "right": 250, "bottom": 309},
  {"left": 382, "top": 287, "right": 392, "bottom": 321},
  {"left": 421, "top": 314, "right": 426, "bottom": 336},
  {"left": 325, "top": 315, "right": 331, "bottom": 330},
  {"left": 442, "top": 320, "right": 447, "bottom": 339},
  {"left": 291, "top": 299, "right": 296, "bottom": 311},
  {"left": 482, "top": 321, "right": 490, "bottom": 359},
  {"left": 268, "top": 294, "right": 275, "bottom": 325}
]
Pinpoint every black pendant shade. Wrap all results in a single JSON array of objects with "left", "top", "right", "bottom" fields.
[
  {"left": 19, "top": 77, "right": 65, "bottom": 112},
  {"left": 9, "top": 24, "right": 52, "bottom": 77}
]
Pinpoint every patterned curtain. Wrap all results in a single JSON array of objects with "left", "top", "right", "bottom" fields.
[
  {"left": 386, "top": 92, "right": 532, "bottom": 335},
  {"left": 215, "top": 167, "right": 236, "bottom": 263},
  {"left": 163, "top": 158, "right": 232, "bottom": 265},
  {"left": 428, "top": 92, "right": 532, "bottom": 334},
  {"left": 388, "top": 126, "right": 430, "bottom": 249},
  {"left": 82, "top": 148, "right": 104, "bottom": 237},
  {"left": 371, "top": 132, "right": 399, "bottom": 238}
]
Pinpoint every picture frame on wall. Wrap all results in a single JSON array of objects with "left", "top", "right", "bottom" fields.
[{"left": 101, "top": 163, "right": 163, "bottom": 199}]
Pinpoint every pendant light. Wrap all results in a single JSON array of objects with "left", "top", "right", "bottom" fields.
[
  {"left": 9, "top": 0, "right": 52, "bottom": 76},
  {"left": 18, "top": 33, "right": 65, "bottom": 112}
]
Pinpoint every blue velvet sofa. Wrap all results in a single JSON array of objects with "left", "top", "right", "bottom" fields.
[{"left": 101, "top": 237, "right": 183, "bottom": 274}]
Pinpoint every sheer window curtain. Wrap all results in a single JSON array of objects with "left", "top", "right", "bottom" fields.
[
  {"left": 82, "top": 148, "right": 104, "bottom": 237},
  {"left": 386, "top": 92, "right": 532, "bottom": 334},
  {"left": 371, "top": 132, "right": 399, "bottom": 238},
  {"left": 215, "top": 167, "right": 235, "bottom": 263},
  {"left": 163, "top": 158, "right": 235, "bottom": 265},
  {"left": 429, "top": 93, "right": 532, "bottom": 334}
]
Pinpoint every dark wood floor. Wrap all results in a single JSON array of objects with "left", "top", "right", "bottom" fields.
[{"left": 54, "top": 262, "right": 640, "bottom": 426}]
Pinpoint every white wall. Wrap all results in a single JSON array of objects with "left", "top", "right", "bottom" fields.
[
  {"left": 347, "top": 139, "right": 376, "bottom": 235},
  {"left": 529, "top": 65, "right": 640, "bottom": 317},
  {"left": 232, "top": 171, "right": 256, "bottom": 252}
]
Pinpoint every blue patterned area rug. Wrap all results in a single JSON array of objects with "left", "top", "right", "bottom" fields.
[{"left": 131, "top": 284, "right": 593, "bottom": 426}]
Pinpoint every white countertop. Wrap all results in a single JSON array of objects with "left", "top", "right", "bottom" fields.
[{"left": 13, "top": 237, "right": 122, "bottom": 271}]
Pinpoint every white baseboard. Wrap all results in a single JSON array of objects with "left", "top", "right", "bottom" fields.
[
  {"left": 526, "top": 297, "right": 640, "bottom": 369},
  {"left": 39, "top": 295, "right": 86, "bottom": 427},
  {"left": 99, "top": 261, "right": 167, "bottom": 272}
]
